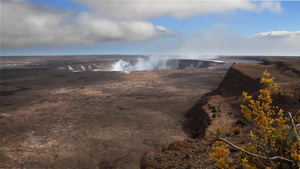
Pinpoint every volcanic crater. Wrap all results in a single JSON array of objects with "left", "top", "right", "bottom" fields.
[{"left": 1, "top": 55, "right": 298, "bottom": 168}]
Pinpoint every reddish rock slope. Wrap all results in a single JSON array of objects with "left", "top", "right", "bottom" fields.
[{"left": 141, "top": 58, "right": 300, "bottom": 168}]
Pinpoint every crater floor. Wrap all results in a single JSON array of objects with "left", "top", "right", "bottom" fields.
[{"left": 0, "top": 64, "right": 228, "bottom": 168}]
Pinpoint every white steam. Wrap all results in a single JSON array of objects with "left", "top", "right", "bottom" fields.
[{"left": 111, "top": 58, "right": 168, "bottom": 71}]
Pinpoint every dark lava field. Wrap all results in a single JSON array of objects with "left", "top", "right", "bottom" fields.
[{"left": 0, "top": 55, "right": 262, "bottom": 168}]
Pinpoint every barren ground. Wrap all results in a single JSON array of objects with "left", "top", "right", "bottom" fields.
[{"left": 0, "top": 65, "right": 228, "bottom": 168}]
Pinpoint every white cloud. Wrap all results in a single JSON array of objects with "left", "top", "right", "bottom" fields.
[
  {"left": 76, "top": 0, "right": 281, "bottom": 20},
  {"left": 2, "top": 0, "right": 295, "bottom": 56},
  {"left": 257, "top": 1, "right": 282, "bottom": 13},
  {"left": 151, "top": 25, "right": 300, "bottom": 56},
  {"left": 0, "top": 0, "right": 172, "bottom": 48},
  {"left": 254, "top": 30, "right": 300, "bottom": 39}
]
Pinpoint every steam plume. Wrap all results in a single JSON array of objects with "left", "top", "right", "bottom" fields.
[{"left": 111, "top": 58, "right": 168, "bottom": 71}]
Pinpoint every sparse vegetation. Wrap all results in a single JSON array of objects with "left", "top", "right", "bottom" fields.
[
  {"left": 236, "top": 118, "right": 248, "bottom": 127},
  {"left": 210, "top": 70, "right": 300, "bottom": 168},
  {"left": 208, "top": 104, "right": 218, "bottom": 118},
  {"left": 212, "top": 113, "right": 217, "bottom": 118},
  {"left": 208, "top": 104, "right": 218, "bottom": 113}
]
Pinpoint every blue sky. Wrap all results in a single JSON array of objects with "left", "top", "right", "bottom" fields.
[
  {"left": 1, "top": 0, "right": 299, "bottom": 56},
  {"left": 27, "top": 0, "right": 89, "bottom": 12}
]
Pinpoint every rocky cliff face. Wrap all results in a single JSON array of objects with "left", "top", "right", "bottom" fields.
[
  {"left": 184, "top": 58, "right": 300, "bottom": 138},
  {"left": 141, "top": 58, "right": 300, "bottom": 168},
  {"left": 216, "top": 65, "right": 261, "bottom": 97}
]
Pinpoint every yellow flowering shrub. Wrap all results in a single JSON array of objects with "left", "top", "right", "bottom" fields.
[
  {"left": 240, "top": 70, "right": 299, "bottom": 168},
  {"left": 210, "top": 140, "right": 231, "bottom": 168},
  {"left": 210, "top": 70, "right": 300, "bottom": 169},
  {"left": 210, "top": 127, "right": 233, "bottom": 168}
]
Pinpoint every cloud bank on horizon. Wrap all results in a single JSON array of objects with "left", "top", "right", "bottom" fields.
[
  {"left": 1, "top": 0, "right": 299, "bottom": 56},
  {"left": 75, "top": 0, "right": 281, "bottom": 20},
  {"left": 1, "top": 0, "right": 172, "bottom": 47}
]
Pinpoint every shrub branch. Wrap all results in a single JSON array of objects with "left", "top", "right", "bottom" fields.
[
  {"left": 209, "top": 70, "right": 299, "bottom": 168},
  {"left": 288, "top": 112, "right": 299, "bottom": 141},
  {"left": 208, "top": 130, "right": 299, "bottom": 165}
]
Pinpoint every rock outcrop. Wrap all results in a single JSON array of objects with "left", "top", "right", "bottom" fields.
[{"left": 141, "top": 58, "right": 300, "bottom": 168}]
